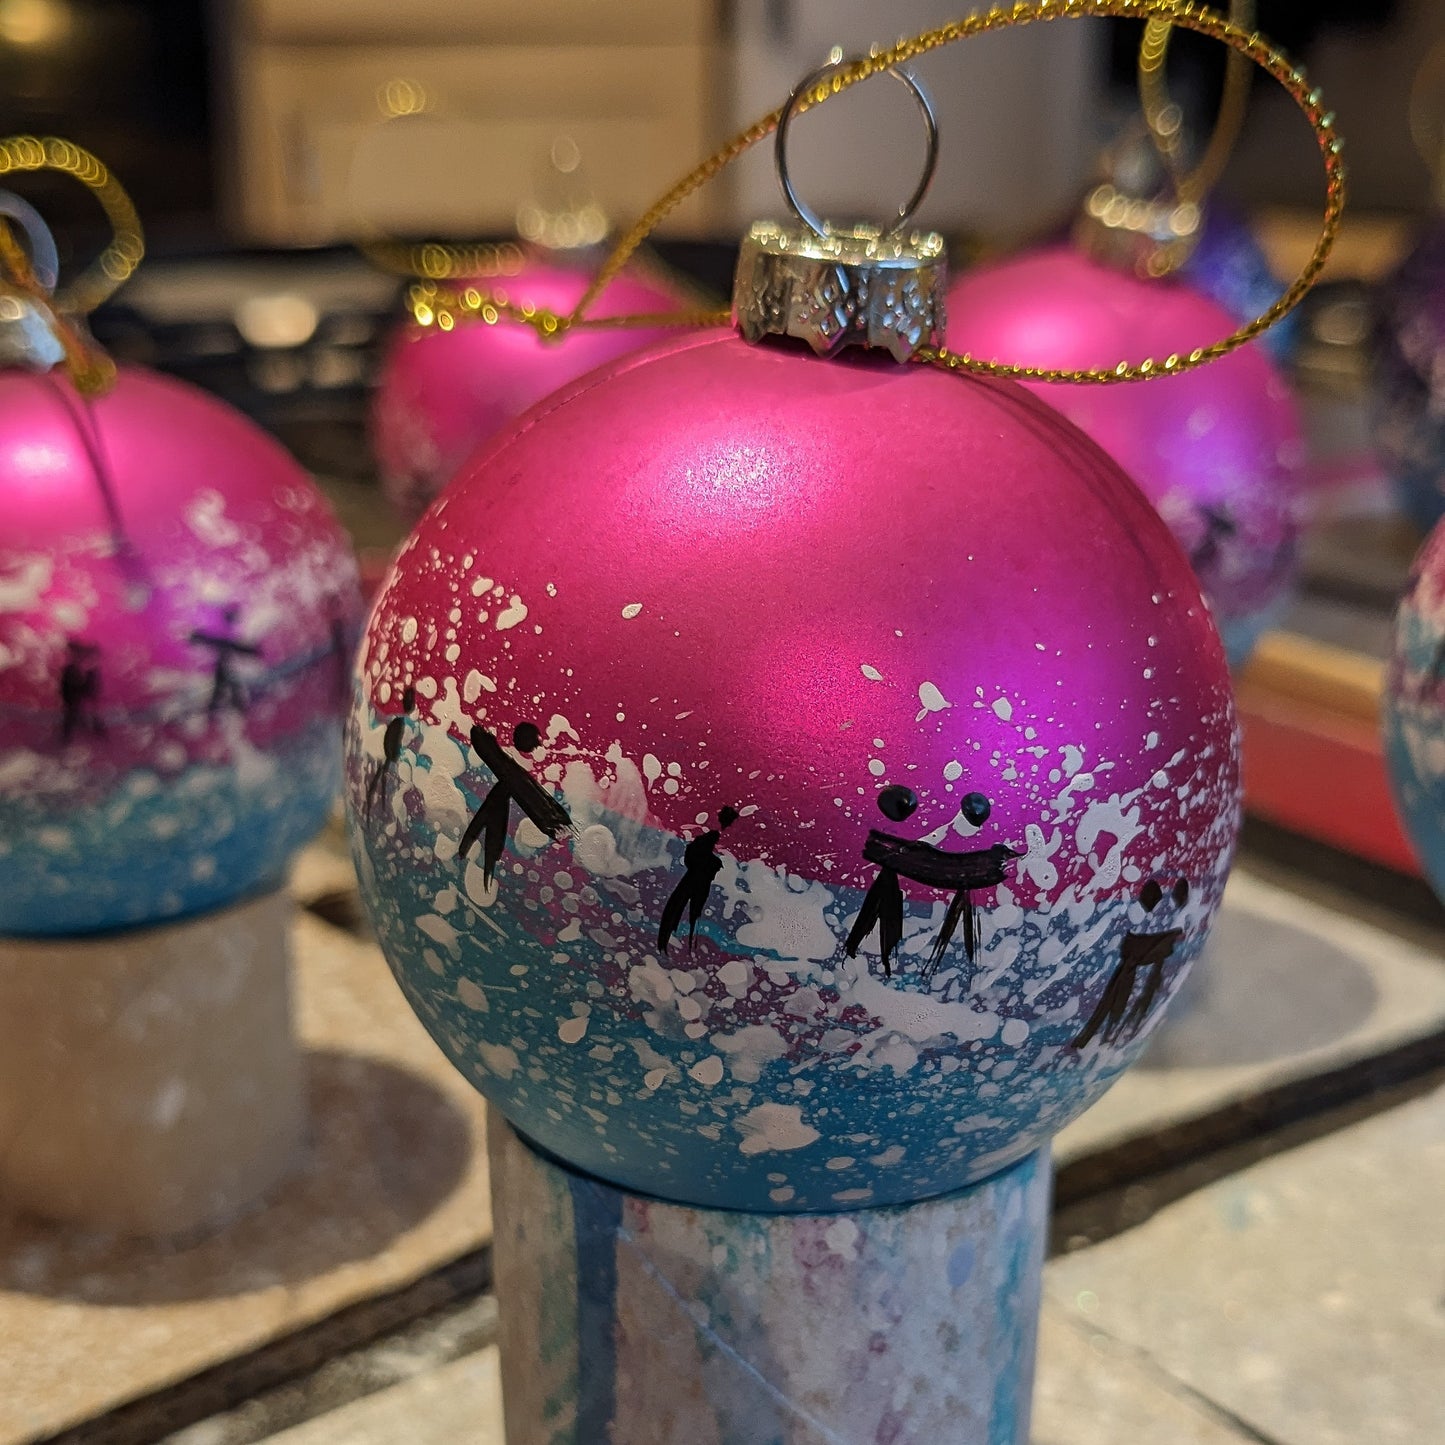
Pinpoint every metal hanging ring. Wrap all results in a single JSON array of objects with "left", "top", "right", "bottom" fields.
[
  {"left": 775, "top": 57, "right": 939, "bottom": 240},
  {"left": 0, "top": 189, "right": 60, "bottom": 293}
]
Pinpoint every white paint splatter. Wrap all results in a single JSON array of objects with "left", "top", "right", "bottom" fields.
[
  {"left": 688, "top": 1055, "right": 725, "bottom": 1086},
  {"left": 495, "top": 595, "right": 528, "bottom": 630},
  {"left": 478, "top": 1042, "right": 521, "bottom": 1079},
  {"left": 417, "top": 913, "right": 460, "bottom": 950},
  {"left": 916, "top": 681, "right": 951, "bottom": 721},
  {"left": 713, "top": 1024, "right": 789, "bottom": 1083},
  {"left": 823, "top": 1218, "right": 860, "bottom": 1259},
  {"left": 573, "top": 824, "right": 633, "bottom": 876},
  {"left": 860, "top": 663, "right": 884, "bottom": 682},
  {"left": 621, "top": 603, "right": 643, "bottom": 619},
  {"left": 184, "top": 489, "right": 242, "bottom": 546},
  {"left": 0, "top": 557, "right": 52, "bottom": 611},
  {"left": 736, "top": 1102, "right": 819, "bottom": 1155}
]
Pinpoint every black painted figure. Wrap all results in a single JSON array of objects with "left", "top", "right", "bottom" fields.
[
  {"left": 658, "top": 806, "right": 740, "bottom": 954},
  {"left": 845, "top": 785, "right": 917, "bottom": 978},
  {"left": 847, "top": 788, "right": 1022, "bottom": 983},
  {"left": 59, "top": 640, "right": 103, "bottom": 743},
  {"left": 1071, "top": 877, "right": 1189, "bottom": 1050},
  {"left": 365, "top": 685, "right": 417, "bottom": 823},
  {"left": 459, "top": 721, "right": 572, "bottom": 887},
  {"left": 190, "top": 606, "right": 261, "bottom": 714}
]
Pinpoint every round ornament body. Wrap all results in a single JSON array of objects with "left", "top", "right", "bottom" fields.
[
  {"left": 1384, "top": 522, "right": 1445, "bottom": 897},
  {"left": 948, "top": 245, "right": 1304, "bottom": 668},
  {"left": 1181, "top": 205, "right": 1298, "bottom": 365},
  {"left": 0, "top": 366, "right": 361, "bottom": 936},
  {"left": 1371, "top": 218, "right": 1445, "bottom": 533},
  {"left": 347, "top": 330, "right": 1241, "bottom": 1212},
  {"left": 371, "top": 261, "right": 681, "bottom": 521}
]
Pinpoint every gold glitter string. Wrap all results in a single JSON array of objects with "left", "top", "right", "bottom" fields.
[
  {"left": 407, "top": 0, "right": 1346, "bottom": 386},
  {"left": 0, "top": 135, "right": 144, "bottom": 315}
]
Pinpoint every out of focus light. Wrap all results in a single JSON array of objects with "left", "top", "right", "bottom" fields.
[
  {"left": 235, "top": 293, "right": 319, "bottom": 349},
  {"left": 377, "top": 78, "right": 428, "bottom": 118},
  {"left": 550, "top": 135, "right": 582, "bottom": 175},
  {"left": 0, "top": 0, "right": 71, "bottom": 48}
]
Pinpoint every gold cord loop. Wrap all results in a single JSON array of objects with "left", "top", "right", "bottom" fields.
[
  {"left": 0, "top": 135, "right": 144, "bottom": 314},
  {"left": 405, "top": 1, "right": 1345, "bottom": 386}
]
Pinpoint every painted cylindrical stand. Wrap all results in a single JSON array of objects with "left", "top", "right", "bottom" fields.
[
  {"left": 0, "top": 888, "right": 305, "bottom": 1238},
  {"left": 490, "top": 1118, "right": 1050, "bottom": 1445}
]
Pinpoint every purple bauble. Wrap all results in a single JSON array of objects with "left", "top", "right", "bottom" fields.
[
  {"left": 345, "top": 329, "right": 1241, "bottom": 1211},
  {"left": 1183, "top": 205, "right": 1298, "bottom": 365},
  {"left": 371, "top": 259, "right": 682, "bottom": 521},
  {"left": 1371, "top": 217, "right": 1445, "bottom": 533},
  {"left": 949, "top": 246, "right": 1304, "bottom": 668},
  {"left": 0, "top": 366, "right": 361, "bottom": 935}
]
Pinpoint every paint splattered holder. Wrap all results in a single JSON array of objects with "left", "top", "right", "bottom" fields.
[
  {"left": 0, "top": 889, "right": 306, "bottom": 1239},
  {"left": 490, "top": 1119, "right": 1049, "bottom": 1445}
]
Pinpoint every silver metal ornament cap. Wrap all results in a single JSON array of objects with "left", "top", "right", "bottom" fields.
[{"left": 732, "top": 220, "right": 947, "bottom": 362}]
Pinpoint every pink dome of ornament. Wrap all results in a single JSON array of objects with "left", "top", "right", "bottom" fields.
[
  {"left": 346, "top": 327, "right": 1241, "bottom": 1212},
  {"left": 947, "top": 244, "right": 1304, "bottom": 667},
  {"left": 370, "top": 258, "right": 683, "bottom": 521},
  {"left": 0, "top": 365, "right": 361, "bottom": 934}
]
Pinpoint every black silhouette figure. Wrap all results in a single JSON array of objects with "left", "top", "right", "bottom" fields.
[
  {"left": 190, "top": 606, "right": 261, "bottom": 714},
  {"left": 59, "top": 640, "right": 103, "bottom": 743},
  {"left": 1071, "top": 877, "right": 1189, "bottom": 1050},
  {"left": 1190, "top": 505, "right": 1237, "bottom": 578},
  {"left": 846, "top": 788, "right": 1022, "bottom": 982},
  {"left": 365, "top": 685, "right": 417, "bottom": 823},
  {"left": 658, "top": 806, "right": 740, "bottom": 953},
  {"left": 459, "top": 721, "right": 572, "bottom": 887},
  {"left": 844, "top": 785, "right": 917, "bottom": 978}
]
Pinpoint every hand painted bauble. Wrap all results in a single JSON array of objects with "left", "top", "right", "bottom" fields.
[
  {"left": 0, "top": 366, "right": 361, "bottom": 935},
  {"left": 371, "top": 261, "right": 681, "bottom": 521},
  {"left": 1384, "top": 523, "right": 1445, "bottom": 896},
  {"left": 948, "top": 245, "right": 1304, "bottom": 668},
  {"left": 1182, "top": 205, "right": 1298, "bottom": 365},
  {"left": 346, "top": 329, "right": 1241, "bottom": 1212},
  {"left": 1370, "top": 218, "right": 1445, "bottom": 533}
]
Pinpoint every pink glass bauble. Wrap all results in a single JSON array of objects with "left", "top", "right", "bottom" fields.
[
  {"left": 346, "top": 330, "right": 1241, "bottom": 1211},
  {"left": 0, "top": 366, "right": 361, "bottom": 935},
  {"left": 948, "top": 245, "right": 1304, "bottom": 667},
  {"left": 371, "top": 260, "right": 682, "bottom": 520}
]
